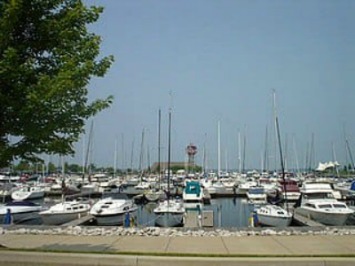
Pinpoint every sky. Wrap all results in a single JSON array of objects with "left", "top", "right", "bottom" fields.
[{"left": 69, "top": 0, "right": 355, "bottom": 171}]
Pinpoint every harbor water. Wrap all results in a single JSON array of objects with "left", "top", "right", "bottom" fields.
[
  {"left": 137, "top": 198, "right": 254, "bottom": 228},
  {"left": 10, "top": 197, "right": 255, "bottom": 228}
]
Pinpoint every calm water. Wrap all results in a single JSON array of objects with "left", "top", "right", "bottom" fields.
[
  {"left": 14, "top": 197, "right": 254, "bottom": 228},
  {"left": 138, "top": 197, "right": 254, "bottom": 228}
]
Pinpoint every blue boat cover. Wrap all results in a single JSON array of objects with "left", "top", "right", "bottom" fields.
[
  {"left": 350, "top": 180, "right": 355, "bottom": 191},
  {"left": 185, "top": 181, "right": 201, "bottom": 196}
]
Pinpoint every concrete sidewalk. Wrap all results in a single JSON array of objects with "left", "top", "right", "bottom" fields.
[{"left": 1, "top": 233, "right": 355, "bottom": 265}]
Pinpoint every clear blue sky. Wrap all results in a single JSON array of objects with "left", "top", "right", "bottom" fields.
[{"left": 72, "top": 0, "right": 355, "bottom": 171}]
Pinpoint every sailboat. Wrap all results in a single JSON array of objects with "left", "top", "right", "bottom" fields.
[
  {"left": 144, "top": 109, "right": 166, "bottom": 202},
  {"left": 154, "top": 109, "right": 185, "bottom": 227},
  {"left": 256, "top": 91, "right": 293, "bottom": 227}
]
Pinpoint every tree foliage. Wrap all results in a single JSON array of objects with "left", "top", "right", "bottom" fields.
[{"left": 0, "top": 0, "right": 114, "bottom": 167}]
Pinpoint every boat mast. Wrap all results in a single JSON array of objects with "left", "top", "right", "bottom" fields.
[
  {"left": 292, "top": 135, "right": 300, "bottom": 177},
  {"left": 167, "top": 109, "right": 171, "bottom": 199},
  {"left": 242, "top": 126, "right": 246, "bottom": 174},
  {"left": 217, "top": 121, "right": 221, "bottom": 178},
  {"left": 139, "top": 128, "right": 145, "bottom": 181},
  {"left": 158, "top": 108, "right": 161, "bottom": 187},
  {"left": 114, "top": 137, "right": 118, "bottom": 178},
  {"left": 83, "top": 120, "right": 94, "bottom": 181},
  {"left": 345, "top": 139, "right": 355, "bottom": 171},
  {"left": 263, "top": 126, "right": 268, "bottom": 173},
  {"left": 273, "top": 90, "right": 289, "bottom": 212},
  {"left": 238, "top": 130, "right": 241, "bottom": 174},
  {"left": 332, "top": 142, "right": 339, "bottom": 178}
]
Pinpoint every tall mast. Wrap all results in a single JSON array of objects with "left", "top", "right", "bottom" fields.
[
  {"left": 83, "top": 120, "right": 94, "bottom": 180},
  {"left": 114, "top": 137, "right": 117, "bottom": 178},
  {"left": 167, "top": 109, "right": 171, "bottom": 198},
  {"left": 158, "top": 109, "right": 161, "bottom": 186},
  {"left": 263, "top": 126, "right": 268, "bottom": 173},
  {"left": 238, "top": 130, "right": 241, "bottom": 173},
  {"left": 242, "top": 126, "right": 246, "bottom": 174},
  {"left": 332, "top": 142, "right": 339, "bottom": 178},
  {"left": 273, "top": 90, "right": 288, "bottom": 212},
  {"left": 130, "top": 139, "right": 134, "bottom": 174},
  {"left": 292, "top": 135, "right": 300, "bottom": 177},
  {"left": 217, "top": 121, "right": 221, "bottom": 177},
  {"left": 139, "top": 128, "right": 145, "bottom": 179},
  {"left": 345, "top": 139, "right": 355, "bottom": 171}
]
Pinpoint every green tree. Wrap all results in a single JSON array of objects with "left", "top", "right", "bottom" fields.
[
  {"left": 14, "top": 160, "right": 31, "bottom": 172},
  {"left": 47, "top": 161, "right": 56, "bottom": 173},
  {"left": 0, "top": 0, "right": 114, "bottom": 168},
  {"left": 67, "top": 163, "right": 81, "bottom": 173}
]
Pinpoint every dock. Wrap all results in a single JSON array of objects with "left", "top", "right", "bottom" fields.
[
  {"left": 292, "top": 209, "right": 324, "bottom": 226},
  {"left": 184, "top": 211, "right": 201, "bottom": 228}
]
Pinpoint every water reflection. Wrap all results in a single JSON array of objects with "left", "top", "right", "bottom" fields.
[{"left": 13, "top": 197, "right": 254, "bottom": 228}]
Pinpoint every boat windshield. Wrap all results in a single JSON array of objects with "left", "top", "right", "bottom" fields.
[
  {"left": 333, "top": 204, "right": 347, "bottom": 209},
  {"left": 318, "top": 204, "right": 332, "bottom": 209},
  {"left": 249, "top": 188, "right": 264, "bottom": 194},
  {"left": 304, "top": 192, "right": 334, "bottom": 200}
]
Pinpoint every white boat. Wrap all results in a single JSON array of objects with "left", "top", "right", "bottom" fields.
[
  {"left": 256, "top": 204, "right": 293, "bottom": 227},
  {"left": 154, "top": 199, "right": 185, "bottom": 227},
  {"left": 144, "top": 188, "right": 166, "bottom": 202},
  {"left": 246, "top": 186, "right": 267, "bottom": 204},
  {"left": 295, "top": 182, "right": 354, "bottom": 226},
  {"left": 89, "top": 197, "right": 137, "bottom": 226},
  {"left": 39, "top": 199, "right": 91, "bottom": 225},
  {"left": 237, "top": 179, "right": 258, "bottom": 195},
  {"left": 183, "top": 181, "right": 204, "bottom": 202},
  {"left": 11, "top": 184, "right": 45, "bottom": 201},
  {"left": 0, "top": 201, "right": 43, "bottom": 224},
  {"left": 206, "top": 181, "right": 227, "bottom": 196}
]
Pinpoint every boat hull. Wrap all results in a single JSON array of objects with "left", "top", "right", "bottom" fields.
[
  {"left": 0, "top": 202, "right": 42, "bottom": 224},
  {"left": 40, "top": 211, "right": 89, "bottom": 225},
  {"left": 154, "top": 212, "right": 184, "bottom": 227},
  {"left": 257, "top": 213, "right": 292, "bottom": 227},
  {"left": 298, "top": 207, "right": 352, "bottom": 226},
  {"left": 11, "top": 190, "right": 45, "bottom": 201},
  {"left": 94, "top": 211, "right": 136, "bottom": 226}
]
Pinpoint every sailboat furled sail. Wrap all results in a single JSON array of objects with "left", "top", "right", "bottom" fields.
[
  {"left": 154, "top": 109, "right": 185, "bottom": 227},
  {"left": 256, "top": 90, "right": 293, "bottom": 227}
]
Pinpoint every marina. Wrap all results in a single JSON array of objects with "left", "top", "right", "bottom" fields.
[{"left": 1, "top": 172, "right": 355, "bottom": 228}]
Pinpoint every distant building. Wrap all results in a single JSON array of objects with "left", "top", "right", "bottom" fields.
[{"left": 150, "top": 162, "right": 194, "bottom": 173}]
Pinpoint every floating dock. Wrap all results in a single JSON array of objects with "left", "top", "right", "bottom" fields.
[{"left": 292, "top": 209, "right": 324, "bottom": 227}]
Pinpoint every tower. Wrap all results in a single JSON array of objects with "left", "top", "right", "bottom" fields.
[{"left": 186, "top": 143, "right": 197, "bottom": 173}]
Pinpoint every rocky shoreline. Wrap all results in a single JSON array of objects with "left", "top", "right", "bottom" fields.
[{"left": 2, "top": 225, "right": 355, "bottom": 237}]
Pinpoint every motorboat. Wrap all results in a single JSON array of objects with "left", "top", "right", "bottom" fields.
[
  {"left": 278, "top": 179, "right": 301, "bottom": 201},
  {"left": 295, "top": 182, "right": 354, "bottom": 226},
  {"left": 183, "top": 181, "right": 204, "bottom": 202},
  {"left": 11, "top": 184, "right": 45, "bottom": 201},
  {"left": 256, "top": 204, "right": 293, "bottom": 227},
  {"left": 0, "top": 201, "right": 43, "bottom": 224},
  {"left": 154, "top": 198, "right": 185, "bottom": 227},
  {"left": 246, "top": 186, "right": 267, "bottom": 204},
  {"left": 237, "top": 179, "right": 258, "bottom": 195},
  {"left": 89, "top": 197, "right": 137, "bottom": 226},
  {"left": 205, "top": 181, "right": 227, "bottom": 197},
  {"left": 39, "top": 199, "right": 91, "bottom": 225}
]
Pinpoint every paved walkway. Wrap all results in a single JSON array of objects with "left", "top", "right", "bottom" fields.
[{"left": 1, "top": 233, "right": 355, "bottom": 265}]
